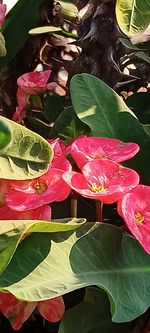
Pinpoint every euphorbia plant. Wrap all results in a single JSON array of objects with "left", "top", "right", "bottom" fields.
[{"left": 0, "top": 0, "right": 150, "bottom": 332}]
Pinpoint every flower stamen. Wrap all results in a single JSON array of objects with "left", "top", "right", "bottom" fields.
[
  {"left": 91, "top": 183, "right": 108, "bottom": 193},
  {"left": 134, "top": 212, "right": 144, "bottom": 225},
  {"left": 32, "top": 181, "right": 47, "bottom": 194}
]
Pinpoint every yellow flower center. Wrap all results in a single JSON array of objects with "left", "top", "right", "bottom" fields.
[
  {"left": 91, "top": 183, "right": 108, "bottom": 193},
  {"left": 33, "top": 181, "right": 47, "bottom": 194},
  {"left": 134, "top": 212, "right": 144, "bottom": 225}
]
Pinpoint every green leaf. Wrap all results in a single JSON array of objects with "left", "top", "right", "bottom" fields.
[
  {"left": 50, "top": 106, "right": 91, "bottom": 142},
  {"left": 26, "top": 115, "right": 52, "bottom": 138},
  {"left": 120, "top": 38, "right": 150, "bottom": 64},
  {"left": 43, "top": 94, "right": 65, "bottom": 122},
  {"left": 0, "top": 0, "right": 45, "bottom": 70},
  {"left": 29, "top": 25, "right": 78, "bottom": 39},
  {"left": 57, "top": 1, "right": 78, "bottom": 20},
  {"left": 70, "top": 73, "right": 134, "bottom": 138},
  {"left": 29, "top": 26, "right": 63, "bottom": 35},
  {"left": 111, "top": 112, "right": 150, "bottom": 184},
  {"left": 116, "top": 0, "right": 150, "bottom": 37},
  {"left": 0, "top": 116, "right": 53, "bottom": 180},
  {"left": 0, "top": 119, "right": 11, "bottom": 150},
  {"left": 0, "top": 218, "right": 85, "bottom": 275},
  {"left": 126, "top": 92, "right": 150, "bottom": 124},
  {"left": 1, "top": 224, "right": 150, "bottom": 322},
  {"left": 59, "top": 288, "right": 134, "bottom": 333}
]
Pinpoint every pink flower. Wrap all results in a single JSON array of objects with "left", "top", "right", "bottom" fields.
[
  {"left": 0, "top": 4, "right": 6, "bottom": 25},
  {"left": 13, "top": 70, "right": 51, "bottom": 122},
  {"left": 71, "top": 136, "right": 140, "bottom": 169},
  {"left": 17, "top": 70, "right": 51, "bottom": 95},
  {"left": 48, "top": 138, "right": 69, "bottom": 157},
  {"left": 118, "top": 185, "right": 150, "bottom": 254},
  {"left": 0, "top": 292, "right": 65, "bottom": 330},
  {"left": 0, "top": 203, "right": 51, "bottom": 220},
  {"left": 6, "top": 165, "right": 71, "bottom": 211},
  {"left": 63, "top": 159, "right": 139, "bottom": 204}
]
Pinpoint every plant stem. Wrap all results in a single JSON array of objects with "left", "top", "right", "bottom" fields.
[
  {"left": 96, "top": 200, "right": 103, "bottom": 222},
  {"left": 71, "top": 192, "right": 78, "bottom": 218}
]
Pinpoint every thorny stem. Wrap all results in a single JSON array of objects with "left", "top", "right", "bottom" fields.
[
  {"left": 71, "top": 192, "right": 78, "bottom": 218},
  {"left": 77, "top": 0, "right": 112, "bottom": 22},
  {"left": 96, "top": 200, "right": 103, "bottom": 222},
  {"left": 78, "top": 0, "right": 96, "bottom": 22}
]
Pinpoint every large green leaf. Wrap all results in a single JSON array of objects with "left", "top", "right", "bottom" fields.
[
  {"left": 1, "top": 224, "right": 150, "bottom": 322},
  {"left": 0, "top": 116, "right": 53, "bottom": 180},
  {"left": 70, "top": 74, "right": 132, "bottom": 138},
  {"left": 0, "top": 218, "right": 85, "bottom": 275},
  {"left": 59, "top": 288, "right": 133, "bottom": 333},
  {"left": 0, "top": 0, "right": 45, "bottom": 70},
  {"left": 0, "top": 119, "right": 11, "bottom": 150},
  {"left": 116, "top": 0, "right": 150, "bottom": 37}
]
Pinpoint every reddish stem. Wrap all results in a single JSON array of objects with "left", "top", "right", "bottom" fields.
[{"left": 96, "top": 200, "right": 103, "bottom": 222}]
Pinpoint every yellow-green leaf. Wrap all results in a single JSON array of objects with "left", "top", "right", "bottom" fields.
[
  {"left": 116, "top": 0, "right": 150, "bottom": 37},
  {"left": 0, "top": 116, "right": 53, "bottom": 180}
]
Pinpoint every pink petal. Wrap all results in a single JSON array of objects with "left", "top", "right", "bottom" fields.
[
  {"left": 12, "top": 105, "right": 25, "bottom": 123},
  {"left": 0, "top": 292, "right": 37, "bottom": 330},
  {"left": 71, "top": 136, "right": 140, "bottom": 168},
  {"left": 63, "top": 160, "right": 139, "bottom": 203},
  {"left": 118, "top": 185, "right": 150, "bottom": 254},
  {"left": 0, "top": 203, "right": 51, "bottom": 220},
  {"left": 6, "top": 169, "right": 71, "bottom": 211},
  {"left": 17, "top": 70, "right": 51, "bottom": 94},
  {"left": 37, "top": 297, "right": 65, "bottom": 323},
  {"left": 63, "top": 171, "right": 99, "bottom": 198},
  {"left": 51, "top": 155, "right": 72, "bottom": 172},
  {"left": 48, "top": 138, "right": 66, "bottom": 156},
  {"left": 0, "top": 4, "right": 6, "bottom": 25}
]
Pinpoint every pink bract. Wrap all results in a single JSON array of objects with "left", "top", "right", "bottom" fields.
[
  {"left": 117, "top": 185, "right": 150, "bottom": 254},
  {"left": 48, "top": 138, "right": 66, "bottom": 156},
  {"left": 6, "top": 166, "right": 71, "bottom": 211},
  {"left": 0, "top": 203, "right": 51, "bottom": 220},
  {"left": 12, "top": 105, "right": 26, "bottom": 122},
  {"left": 17, "top": 70, "right": 51, "bottom": 95},
  {"left": 71, "top": 136, "right": 140, "bottom": 169},
  {"left": 0, "top": 293, "right": 65, "bottom": 331},
  {"left": 48, "top": 138, "right": 70, "bottom": 157},
  {"left": 0, "top": 4, "right": 6, "bottom": 25},
  {"left": 37, "top": 297, "right": 65, "bottom": 322},
  {"left": 0, "top": 292, "right": 36, "bottom": 331},
  {"left": 51, "top": 155, "right": 72, "bottom": 171},
  {"left": 63, "top": 159, "right": 139, "bottom": 204}
]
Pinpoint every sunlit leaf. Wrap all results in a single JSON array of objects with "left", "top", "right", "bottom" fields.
[
  {"left": 1, "top": 224, "right": 150, "bottom": 322},
  {"left": 0, "top": 218, "right": 85, "bottom": 275},
  {"left": 116, "top": 0, "right": 150, "bottom": 37},
  {"left": 0, "top": 116, "right": 53, "bottom": 180}
]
